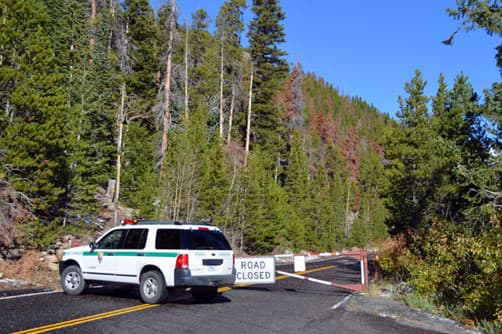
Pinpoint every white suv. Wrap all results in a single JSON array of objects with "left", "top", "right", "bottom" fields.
[{"left": 59, "top": 221, "right": 236, "bottom": 303}]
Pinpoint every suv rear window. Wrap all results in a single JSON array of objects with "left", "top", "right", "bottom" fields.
[{"left": 156, "top": 229, "right": 231, "bottom": 250}]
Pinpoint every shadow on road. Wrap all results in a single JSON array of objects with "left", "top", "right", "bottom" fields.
[{"left": 82, "top": 285, "right": 232, "bottom": 305}]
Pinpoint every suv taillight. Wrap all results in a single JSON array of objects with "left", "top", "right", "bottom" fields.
[{"left": 176, "top": 254, "right": 189, "bottom": 269}]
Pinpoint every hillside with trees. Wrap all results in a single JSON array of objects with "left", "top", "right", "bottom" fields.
[
  {"left": 0, "top": 0, "right": 500, "bottom": 329},
  {"left": 0, "top": 0, "right": 391, "bottom": 253}
]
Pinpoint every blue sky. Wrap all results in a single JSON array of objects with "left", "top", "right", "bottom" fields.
[{"left": 151, "top": 0, "right": 500, "bottom": 117}]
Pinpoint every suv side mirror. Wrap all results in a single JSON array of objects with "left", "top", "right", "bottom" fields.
[{"left": 89, "top": 241, "right": 98, "bottom": 251}]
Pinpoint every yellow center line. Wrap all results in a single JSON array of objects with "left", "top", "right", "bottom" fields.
[
  {"left": 14, "top": 264, "right": 336, "bottom": 333},
  {"left": 218, "top": 264, "right": 337, "bottom": 292},
  {"left": 12, "top": 303, "right": 159, "bottom": 334}
]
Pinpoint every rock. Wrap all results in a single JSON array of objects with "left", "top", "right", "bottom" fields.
[
  {"left": 47, "top": 262, "right": 59, "bottom": 271},
  {"left": 44, "top": 255, "right": 58, "bottom": 264},
  {"left": 0, "top": 272, "right": 4, "bottom": 279},
  {"left": 8, "top": 248, "right": 23, "bottom": 260}
]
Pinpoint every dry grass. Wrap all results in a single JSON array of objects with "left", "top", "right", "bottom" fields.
[{"left": 0, "top": 251, "right": 59, "bottom": 290}]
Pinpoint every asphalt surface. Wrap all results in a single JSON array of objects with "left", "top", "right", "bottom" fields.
[{"left": 0, "top": 257, "right": 473, "bottom": 334}]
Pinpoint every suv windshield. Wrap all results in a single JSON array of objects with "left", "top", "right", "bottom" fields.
[{"left": 156, "top": 229, "right": 231, "bottom": 250}]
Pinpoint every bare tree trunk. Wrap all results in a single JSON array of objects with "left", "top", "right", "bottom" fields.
[
  {"left": 0, "top": 4, "right": 5, "bottom": 67},
  {"left": 184, "top": 21, "right": 189, "bottom": 119},
  {"left": 173, "top": 167, "right": 181, "bottom": 221},
  {"left": 226, "top": 85, "right": 235, "bottom": 143},
  {"left": 239, "top": 186, "right": 247, "bottom": 253},
  {"left": 114, "top": 82, "right": 126, "bottom": 205},
  {"left": 344, "top": 181, "right": 351, "bottom": 238},
  {"left": 244, "top": 64, "right": 253, "bottom": 166},
  {"left": 108, "top": 0, "right": 115, "bottom": 52},
  {"left": 185, "top": 165, "right": 196, "bottom": 222},
  {"left": 160, "top": 0, "right": 176, "bottom": 176},
  {"left": 218, "top": 33, "right": 225, "bottom": 138},
  {"left": 113, "top": 82, "right": 126, "bottom": 204},
  {"left": 89, "top": 0, "right": 96, "bottom": 52}
]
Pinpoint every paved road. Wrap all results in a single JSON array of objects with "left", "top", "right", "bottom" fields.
[{"left": 1, "top": 258, "right": 448, "bottom": 334}]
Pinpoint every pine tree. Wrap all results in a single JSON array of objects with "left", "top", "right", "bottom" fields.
[
  {"left": 0, "top": 0, "right": 67, "bottom": 219},
  {"left": 120, "top": 0, "right": 160, "bottom": 214},
  {"left": 122, "top": 0, "right": 159, "bottom": 110},
  {"left": 188, "top": 9, "right": 218, "bottom": 121},
  {"left": 159, "top": 108, "right": 209, "bottom": 222},
  {"left": 242, "top": 149, "right": 287, "bottom": 254},
  {"left": 447, "top": 0, "right": 501, "bottom": 73},
  {"left": 54, "top": 0, "right": 115, "bottom": 225},
  {"left": 121, "top": 122, "right": 159, "bottom": 218},
  {"left": 247, "top": 0, "right": 289, "bottom": 158},
  {"left": 384, "top": 70, "right": 435, "bottom": 232},
  {"left": 198, "top": 136, "right": 230, "bottom": 226},
  {"left": 215, "top": 0, "right": 247, "bottom": 140},
  {"left": 284, "top": 130, "right": 308, "bottom": 249}
]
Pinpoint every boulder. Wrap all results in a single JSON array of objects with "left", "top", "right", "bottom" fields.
[
  {"left": 8, "top": 248, "right": 23, "bottom": 260},
  {"left": 44, "top": 255, "right": 59, "bottom": 264},
  {"left": 47, "top": 262, "right": 59, "bottom": 271}
]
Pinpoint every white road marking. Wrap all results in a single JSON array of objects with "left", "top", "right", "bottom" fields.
[
  {"left": 331, "top": 294, "right": 352, "bottom": 310},
  {"left": 0, "top": 290, "right": 62, "bottom": 300}
]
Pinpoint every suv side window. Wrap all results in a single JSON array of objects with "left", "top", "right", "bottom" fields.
[
  {"left": 156, "top": 229, "right": 181, "bottom": 249},
  {"left": 97, "top": 229, "right": 125, "bottom": 249},
  {"left": 123, "top": 229, "right": 148, "bottom": 249}
]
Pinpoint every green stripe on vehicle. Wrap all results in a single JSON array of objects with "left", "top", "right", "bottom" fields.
[
  {"left": 83, "top": 251, "right": 178, "bottom": 257},
  {"left": 141, "top": 252, "right": 178, "bottom": 257}
]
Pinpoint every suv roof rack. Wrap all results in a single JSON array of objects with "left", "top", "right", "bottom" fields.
[{"left": 135, "top": 221, "right": 184, "bottom": 225}]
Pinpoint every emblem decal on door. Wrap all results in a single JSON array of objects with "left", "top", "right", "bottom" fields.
[{"left": 98, "top": 251, "right": 104, "bottom": 263}]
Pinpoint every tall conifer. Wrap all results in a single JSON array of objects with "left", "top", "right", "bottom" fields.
[{"left": 247, "top": 0, "right": 289, "bottom": 157}]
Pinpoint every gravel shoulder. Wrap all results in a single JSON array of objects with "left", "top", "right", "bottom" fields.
[{"left": 345, "top": 293, "right": 480, "bottom": 334}]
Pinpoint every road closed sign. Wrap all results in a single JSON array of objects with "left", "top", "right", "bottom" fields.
[{"left": 234, "top": 256, "right": 275, "bottom": 284}]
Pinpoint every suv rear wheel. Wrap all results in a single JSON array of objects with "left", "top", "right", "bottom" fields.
[
  {"left": 191, "top": 286, "right": 218, "bottom": 301},
  {"left": 139, "top": 270, "right": 167, "bottom": 304}
]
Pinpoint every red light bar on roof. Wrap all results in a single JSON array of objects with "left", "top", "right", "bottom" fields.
[
  {"left": 121, "top": 218, "right": 137, "bottom": 225},
  {"left": 198, "top": 227, "right": 209, "bottom": 231}
]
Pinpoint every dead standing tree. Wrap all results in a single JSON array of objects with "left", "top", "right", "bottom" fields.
[{"left": 160, "top": 0, "right": 176, "bottom": 177}]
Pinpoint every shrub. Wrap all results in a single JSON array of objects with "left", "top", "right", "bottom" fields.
[
  {"left": 377, "top": 234, "right": 414, "bottom": 281},
  {"left": 405, "top": 293, "right": 436, "bottom": 314}
]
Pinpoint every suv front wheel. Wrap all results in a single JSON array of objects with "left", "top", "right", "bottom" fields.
[
  {"left": 61, "top": 265, "right": 87, "bottom": 295},
  {"left": 139, "top": 270, "right": 168, "bottom": 304}
]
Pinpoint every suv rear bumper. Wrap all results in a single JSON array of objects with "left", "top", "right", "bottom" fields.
[{"left": 174, "top": 268, "right": 236, "bottom": 287}]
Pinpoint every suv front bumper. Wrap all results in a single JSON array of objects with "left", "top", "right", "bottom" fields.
[{"left": 174, "top": 268, "right": 236, "bottom": 287}]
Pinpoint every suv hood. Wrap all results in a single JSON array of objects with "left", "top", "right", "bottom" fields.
[{"left": 63, "top": 245, "right": 90, "bottom": 256}]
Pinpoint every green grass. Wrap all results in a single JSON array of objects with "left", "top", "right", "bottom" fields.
[
  {"left": 404, "top": 293, "right": 436, "bottom": 314},
  {"left": 477, "top": 319, "right": 502, "bottom": 334}
]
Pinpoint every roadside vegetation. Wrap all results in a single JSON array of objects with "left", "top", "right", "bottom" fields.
[{"left": 0, "top": 0, "right": 499, "bottom": 330}]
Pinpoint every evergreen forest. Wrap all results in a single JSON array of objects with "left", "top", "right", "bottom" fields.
[{"left": 0, "top": 0, "right": 500, "bottom": 326}]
